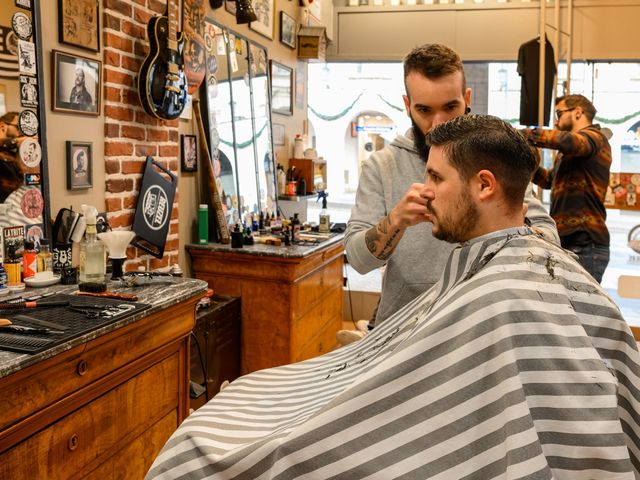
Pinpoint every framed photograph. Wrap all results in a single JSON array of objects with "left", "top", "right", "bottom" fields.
[
  {"left": 52, "top": 50, "right": 101, "bottom": 116},
  {"left": 181, "top": 134, "right": 198, "bottom": 172},
  {"left": 279, "top": 11, "right": 296, "bottom": 49},
  {"left": 66, "top": 141, "right": 92, "bottom": 190},
  {"left": 270, "top": 60, "right": 293, "bottom": 116},
  {"left": 249, "top": 0, "right": 275, "bottom": 40},
  {"left": 58, "top": 0, "right": 100, "bottom": 52},
  {"left": 272, "top": 123, "right": 285, "bottom": 146}
]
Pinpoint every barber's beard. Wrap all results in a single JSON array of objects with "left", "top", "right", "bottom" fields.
[
  {"left": 427, "top": 190, "right": 479, "bottom": 243},
  {"left": 411, "top": 117, "right": 430, "bottom": 162}
]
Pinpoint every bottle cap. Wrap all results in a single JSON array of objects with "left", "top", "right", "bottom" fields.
[
  {"left": 24, "top": 240, "right": 34, "bottom": 250},
  {"left": 40, "top": 238, "right": 50, "bottom": 246},
  {"left": 199, "top": 204, "right": 208, "bottom": 210}
]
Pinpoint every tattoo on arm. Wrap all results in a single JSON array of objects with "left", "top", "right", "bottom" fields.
[{"left": 365, "top": 215, "right": 403, "bottom": 260}]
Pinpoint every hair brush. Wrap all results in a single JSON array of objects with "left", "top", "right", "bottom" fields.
[{"left": 0, "top": 299, "right": 69, "bottom": 310}]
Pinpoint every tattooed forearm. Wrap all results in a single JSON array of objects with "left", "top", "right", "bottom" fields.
[{"left": 365, "top": 215, "right": 404, "bottom": 260}]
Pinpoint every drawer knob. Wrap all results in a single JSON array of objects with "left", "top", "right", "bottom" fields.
[
  {"left": 68, "top": 434, "right": 79, "bottom": 451},
  {"left": 77, "top": 359, "right": 88, "bottom": 376}
]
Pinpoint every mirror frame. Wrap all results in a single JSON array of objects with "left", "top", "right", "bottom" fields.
[
  {"left": 199, "top": 18, "right": 277, "bottom": 237},
  {"left": 1, "top": 0, "right": 51, "bottom": 238}
]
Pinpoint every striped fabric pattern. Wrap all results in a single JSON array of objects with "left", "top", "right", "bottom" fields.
[
  {"left": 0, "top": 25, "right": 18, "bottom": 80},
  {"left": 147, "top": 227, "right": 640, "bottom": 480}
]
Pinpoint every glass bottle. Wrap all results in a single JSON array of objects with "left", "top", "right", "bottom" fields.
[
  {"left": 78, "top": 207, "right": 107, "bottom": 292},
  {"left": 37, "top": 238, "right": 53, "bottom": 273}
]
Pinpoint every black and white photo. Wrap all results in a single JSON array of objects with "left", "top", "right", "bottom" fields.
[
  {"left": 52, "top": 50, "right": 101, "bottom": 116},
  {"left": 279, "top": 11, "right": 296, "bottom": 49},
  {"left": 66, "top": 140, "right": 92, "bottom": 189},
  {"left": 19, "top": 74, "right": 38, "bottom": 107}
]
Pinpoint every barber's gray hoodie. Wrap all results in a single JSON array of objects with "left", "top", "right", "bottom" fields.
[{"left": 345, "top": 129, "right": 559, "bottom": 326}]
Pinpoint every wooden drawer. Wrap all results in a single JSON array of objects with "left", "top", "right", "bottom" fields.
[
  {"left": 84, "top": 410, "right": 178, "bottom": 480},
  {"left": 291, "top": 256, "right": 343, "bottom": 320},
  {"left": 292, "top": 286, "right": 343, "bottom": 361},
  {"left": 0, "top": 303, "right": 193, "bottom": 435},
  {"left": 295, "top": 312, "right": 342, "bottom": 362},
  {"left": 0, "top": 352, "right": 179, "bottom": 480}
]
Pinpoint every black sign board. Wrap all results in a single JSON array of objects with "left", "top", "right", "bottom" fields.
[{"left": 132, "top": 156, "right": 177, "bottom": 258}]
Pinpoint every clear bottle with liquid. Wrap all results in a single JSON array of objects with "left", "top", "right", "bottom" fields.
[
  {"left": 78, "top": 206, "right": 107, "bottom": 292},
  {"left": 37, "top": 238, "right": 53, "bottom": 273},
  {"left": 319, "top": 193, "right": 330, "bottom": 234}
]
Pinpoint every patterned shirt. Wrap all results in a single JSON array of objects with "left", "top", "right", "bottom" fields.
[{"left": 522, "top": 124, "right": 611, "bottom": 247}]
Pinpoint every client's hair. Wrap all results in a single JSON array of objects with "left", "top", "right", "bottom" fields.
[{"left": 425, "top": 114, "right": 537, "bottom": 206}]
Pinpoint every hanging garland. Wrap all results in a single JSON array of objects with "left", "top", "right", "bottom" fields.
[
  {"left": 309, "top": 92, "right": 364, "bottom": 121},
  {"left": 220, "top": 121, "right": 269, "bottom": 149},
  {"left": 377, "top": 94, "right": 404, "bottom": 112}
]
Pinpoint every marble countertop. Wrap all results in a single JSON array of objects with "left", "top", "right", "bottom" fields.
[
  {"left": 0, "top": 277, "right": 208, "bottom": 379},
  {"left": 187, "top": 232, "right": 345, "bottom": 258}
]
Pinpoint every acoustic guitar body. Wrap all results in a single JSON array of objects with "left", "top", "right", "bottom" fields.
[{"left": 138, "top": 15, "right": 188, "bottom": 120}]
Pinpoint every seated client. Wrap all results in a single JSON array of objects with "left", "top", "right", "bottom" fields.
[{"left": 147, "top": 115, "right": 640, "bottom": 480}]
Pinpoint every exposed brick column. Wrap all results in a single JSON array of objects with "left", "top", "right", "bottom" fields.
[{"left": 103, "top": 0, "right": 181, "bottom": 271}]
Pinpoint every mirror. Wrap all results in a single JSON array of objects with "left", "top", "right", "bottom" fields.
[
  {"left": 199, "top": 19, "right": 277, "bottom": 237},
  {"left": 203, "top": 21, "right": 241, "bottom": 228},
  {"left": 0, "top": 0, "right": 50, "bottom": 251},
  {"left": 248, "top": 43, "right": 277, "bottom": 218},
  {"left": 229, "top": 34, "right": 259, "bottom": 223}
]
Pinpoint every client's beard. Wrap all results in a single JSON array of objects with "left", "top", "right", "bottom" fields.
[{"left": 411, "top": 117, "right": 430, "bottom": 162}]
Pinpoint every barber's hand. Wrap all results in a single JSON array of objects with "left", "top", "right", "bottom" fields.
[{"left": 389, "top": 183, "right": 432, "bottom": 229}]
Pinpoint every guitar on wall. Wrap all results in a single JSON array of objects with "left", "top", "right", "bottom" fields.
[{"left": 137, "top": 0, "right": 188, "bottom": 120}]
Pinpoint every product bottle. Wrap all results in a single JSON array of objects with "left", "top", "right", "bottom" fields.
[
  {"left": 198, "top": 204, "right": 209, "bottom": 244},
  {"left": 4, "top": 244, "right": 22, "bottom": 287},
  {"left": 291, "top": 214, "right": 301, "bottom": 243},
  {"left": 319, "top": 193, "right": 330, "bottom": 234},
  {"left": 277, "top": 164, "right": 286, "bottom": 195},
  {"left": 78, "top": 205, "right": 107, "bottom": 292},
  {"left": 22, "top": 241, "right": 37, "bottom": 279},
  {"left": 0, "top": 264, "right": 7, "bottom": 293},
  {"left": 37, "top": 238, "right": 53, "bottom": 273}
]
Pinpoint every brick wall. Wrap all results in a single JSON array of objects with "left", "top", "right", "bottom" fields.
[{"left": 103, "top": 0, "right": 181, "bottom": 271}]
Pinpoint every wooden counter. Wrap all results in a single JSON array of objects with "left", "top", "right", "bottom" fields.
[
  {"left": 0, "top": 278, "right": 207, "bottom": 479},
  {"left": 188, "top": 235, "right": 344, "bottom": 374}
]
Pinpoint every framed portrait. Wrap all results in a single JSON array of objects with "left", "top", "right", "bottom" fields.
[
  {"left": 249, "top": 0, "right": 274, "bottom": 40},
  {"left": 279, "top": 11, "right": 296, "bottom": 49},
  {"left": 270, "top": 60, "right": 293, "bottom": 116},
  {"left": 272, "top": 123, "right": 285, "bottom": 146},
  {"left": 66, "top": 141, "right": 92, "bottom": 190},
  {"left": 58, "top": 0, "right": 100, "bottom": 52},
  {"left": 180, "top": 134, "right": 198, "bottom": 172},
  {"left": 52, "top": 50, "right": 101, "bottom": 116}
]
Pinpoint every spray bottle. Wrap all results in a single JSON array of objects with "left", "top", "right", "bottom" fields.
[
  {"left": 78, "top": 204, "right": 107, "bottom": 292},
  {"left": 318, "top": 191, "right": 330, "bottom": 234}
]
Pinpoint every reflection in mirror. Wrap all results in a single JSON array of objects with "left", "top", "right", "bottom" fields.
[
  {"left": 0, "top": 0, "right": 49, "bottom": 251},
  {"left": 202, "top": 20, "right": 240, "bottom": 230},
  {"left": 248, "top": 43, "right": 277, "bottom": 217},
  {"left": 229, "top": 34, "right": 259, "bottom": 224}
]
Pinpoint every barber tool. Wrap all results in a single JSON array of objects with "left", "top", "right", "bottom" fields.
[
  {"left": 12, "top": 314, "right": 67, "bottom": 331},
  {"left": 75, "top": 291, "right": 139, "bottom": 301},
  {"left": 0, "top": 324, "right": 60, "bottom": 335},
  {"left": 0, "top": 298, "right": 69, "bottom": 310}
]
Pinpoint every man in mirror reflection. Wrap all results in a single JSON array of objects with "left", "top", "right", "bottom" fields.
[
  {"left": 69, "top": 67, "right": 92, "bottom": 109},
  {"left": 343, "top": 44, "right": 559, "bottom": 341}
]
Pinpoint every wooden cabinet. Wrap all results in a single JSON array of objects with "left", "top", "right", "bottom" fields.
[
  {"left": 0, "top": 295, "right": 200, "bottom": 479},
  {"left": 188, "top": 241, "right": 344, "bottom": 374}
]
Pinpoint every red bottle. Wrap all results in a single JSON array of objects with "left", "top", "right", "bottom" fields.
[{"left": 22, "top": 240, "right": 38, "bottom": 279}]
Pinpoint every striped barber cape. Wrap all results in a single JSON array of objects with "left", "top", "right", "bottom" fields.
[{"left": 147, "top": 227, "right": 640, "bottom": 479}]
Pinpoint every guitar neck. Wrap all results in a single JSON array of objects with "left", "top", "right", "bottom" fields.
[{"left": 167, "top": 0, "right": 177, "bottom": 50}]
